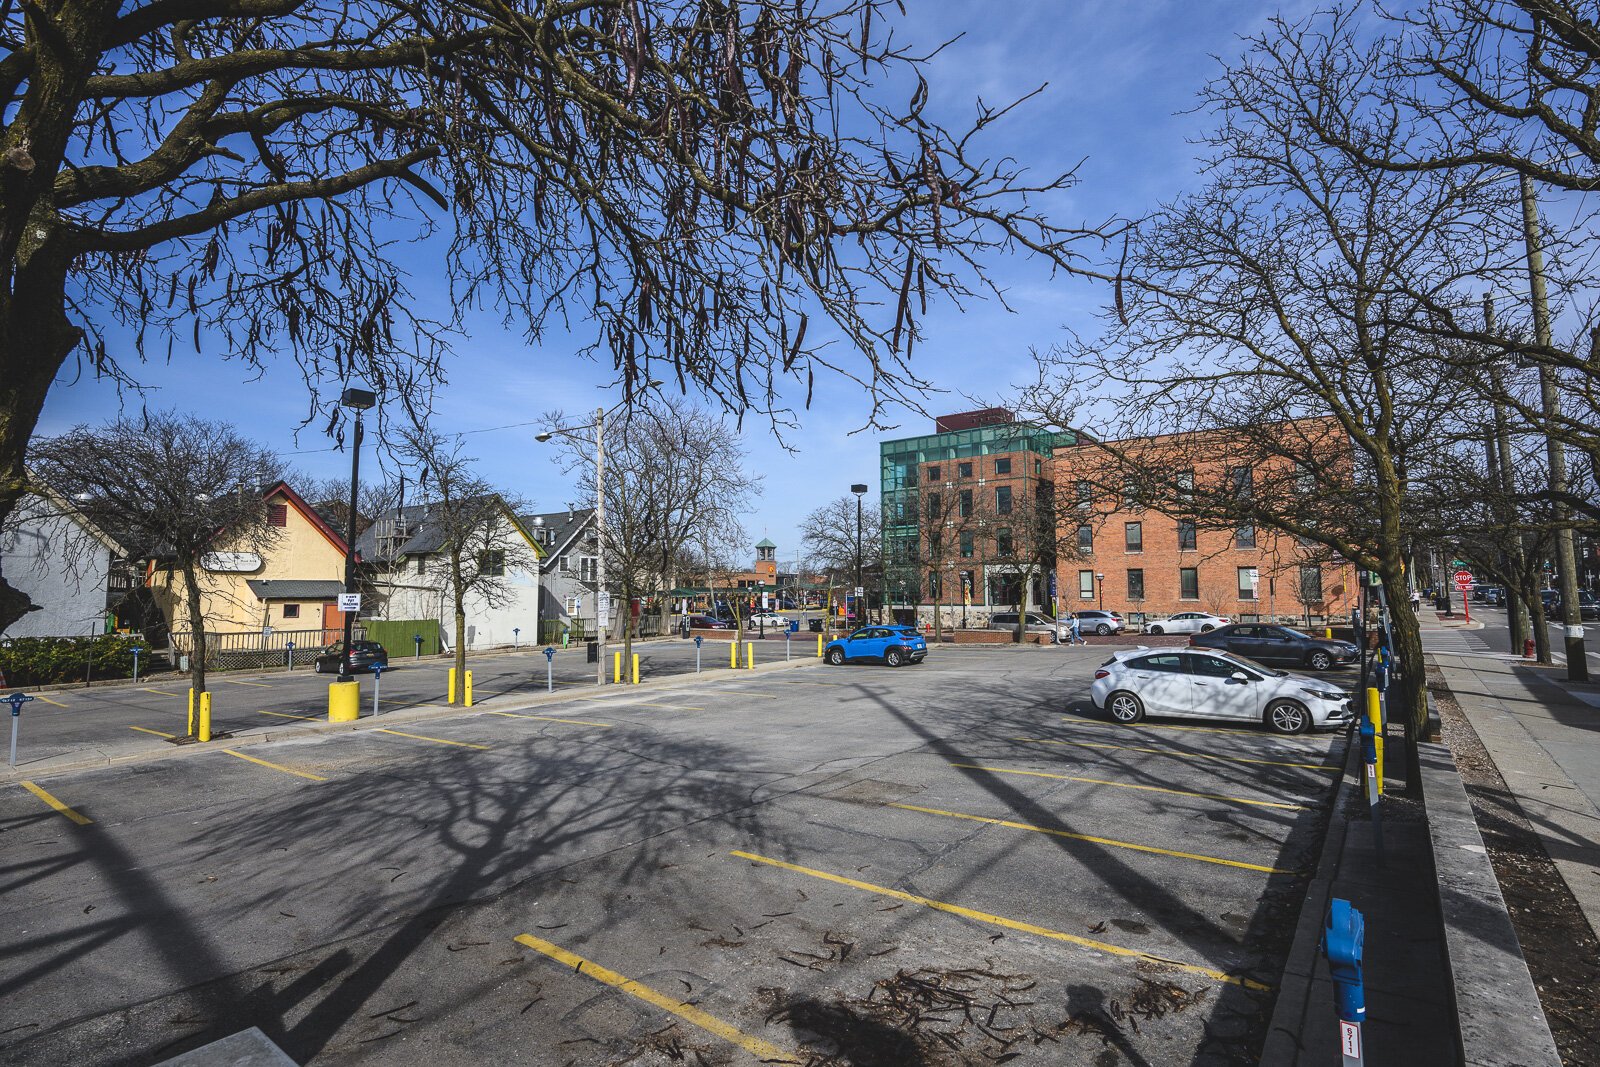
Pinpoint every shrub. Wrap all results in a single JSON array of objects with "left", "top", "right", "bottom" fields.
[{"left": 0, "top": 633, "right": 153, "bottom": 687}]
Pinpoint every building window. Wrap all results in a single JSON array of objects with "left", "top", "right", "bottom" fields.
[
  {"left": 995, "top": 457, "right": 1012, "bottom": 475},
  {"left": 416, "top": 554, "right": 428, "bottom": 575},
  {"left": 579, "top": 555, "right": 598, "bottom": 582},
  {"left": 960, "top": 531, "right": 974, "bottom": 558},
  {"left": 478, "top": 550, "right": 506, "bottom": 577},
  {"left": 1180, "top": 567, "right": 1199, "bottom": 599},
  {"left": 1124, "top": 521, "right": 1142, "bottom": 552},
  {"left": 929, "top": 571, "right": 941, "bottom": 598},
  {"left": 958, "top": 461, "right": 973, "bottom": 478},
  {"left": 1127, "top": 568, "right": 1145, "bottom": 600},
  {"left": 1178, "top": 519, "right": 1197, "bottom": 550},
  {"left": 1236, "top": 524, "right": 1256, "bottom": 549},
  {"left": 1229, "top": 466, "right": 1253, "bottom": 499},
  {"left": 927, "top": 465, "right": 940, "bottom": 482},
  {"left": 1079, "top": 570, "right": 1095, "bottom": 599},
  {"left": 926, "top": 492, "right": 941, "bottom": 521},
  {"left": 996, "top": 528, "right": 1013, "bottom": 557},
  {"left": 1122, "top": 476, "right": 1139, "bottom": 508},
  {"left": 958, "top": 489, "right": 973, "bottom": 517},
  {"left": 1296, "top": 462, "right": 1316, "bottom": 494},
  {"left": 995, "top": 485, "right": 1013, "bottom": 515},
  {"left": 1077, "top": 524, "right": 1093, "bottom": 552},
  {"left": 267, "top": 502, "right": 288, "bottom": 527},
  {"left": 1075, "top": 480, "right": 1092, "bottom": 509},
  {"left": 1176, "top": 470, "right": 1194, "bottom": 501},
  {"left": 1237, "top": 566, "right": 1259, "bottom": 600},
  {"left": 1299, "top": 565, "right": 1324, "bottom": 603},
  {"left": 1035, "top": 458, "right": 1042, "bottom": 475},
  {"left": 282, "top": 603, "right": 301, "bottom": 619}
]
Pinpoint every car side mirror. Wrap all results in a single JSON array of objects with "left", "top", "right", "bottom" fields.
[{"left": 1230, "top": 671, "right": 1250, "bottom": 683}]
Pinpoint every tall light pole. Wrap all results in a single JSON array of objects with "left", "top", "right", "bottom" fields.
[
  {"left": 337, "top": 387, "right": 376, "bottom": 682},
  {"left": 536, "top": 386, "right": 659, "bottom": 685},
  {"left": 1095, "top": 572, "right": 1105, "bottom": 611},
  {"left": 851, "top": 483, "right": 869, "bottom": 622},
  {"left": 1521, "top": 177, "right": 1588, "bottom": 681}
]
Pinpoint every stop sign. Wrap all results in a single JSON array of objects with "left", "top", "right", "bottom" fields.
[{"left": 1453, "top": 569, "right": 1474, "bottom": 588}]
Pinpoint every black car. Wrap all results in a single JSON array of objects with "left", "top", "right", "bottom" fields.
[
  {"left": 313, "top": 639, "right": 389, "bottom": 674},
  {"left": 685, "top": 614, "right": 734, "bottom": 630},
  {"left": 1188, "top": 623, "right": 1358, "bottom": 672},
  {"left": 1542, "top": 589, "right": 1600, "bottom": 621}
]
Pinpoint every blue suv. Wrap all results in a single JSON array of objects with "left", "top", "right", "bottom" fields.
[{"left": 824, "top": 626, "right": 928, "bottom": 667}]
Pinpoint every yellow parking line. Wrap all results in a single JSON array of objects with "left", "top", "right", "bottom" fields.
[
  {"left": 222, "top": 749, "right": 326, "bottom": 781},
  {"left": 31, "top": 693, "right": 68, "bottom": 708},
  {"left": 947, "top": 764, "right": 1308, "bottom": 811},
  {"left": 1060, "top": 717, "right": 1329, "bottom": 741},
  {"left": 488, "top": 711, "right": 614, "bottom": 728},
  {"left": 225, "top": 679, "right": 273, "bottom": 688},
  {"left": 1017, "top": 737, "right": 1336, "bottom": 772},
  {"left": 129, "top": 725, "right": 176, "bottom": 738},
  {"left": 258, "top": 709, "right": 317, "bottom": 721},
  {"left": 140, "top": 688, "right": 182, "bottom": 698},
  {"left": 19, "top": 781, "right": 92, "bottom": 825},
  {"left": 889, "top": 803, "right": 1295, "bottom": 874},
  {"left": 375, "top": 728, "right": 489, "bottom": 750},
  {"left": 729, "top": 851, "right": 1270, "bottom": 990},
  {"left": 514, "top": 933, "right": 797, "bottom": 1062}
]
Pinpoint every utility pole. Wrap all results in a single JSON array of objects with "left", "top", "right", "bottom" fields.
[
  {"left": 1484, "top": 294, "right": 1530, "bottom": 656},
  {"left": 1521, "top": 177, "right": 1588, "bottom": 681}
]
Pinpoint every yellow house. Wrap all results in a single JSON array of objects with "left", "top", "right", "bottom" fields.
[{"left": 152, "top": 482, "right": 354, "bottom": 640}]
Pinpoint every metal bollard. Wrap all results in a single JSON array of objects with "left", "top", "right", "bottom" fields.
[
  {"left": 817, "top": 633, "right": 824, "bottom": 658},
  {"left": 695, "top": 634, "right": 703, "bottom": 672},
  {"left": 1323, "top": 897, "right": 1366, "bottom": 1066},
  {"left": 786, "top": 633, "right": 791, "bottom": 661},
  {"left": 187, "top": 687, "right": 196, "bottom": 737},
  {"left": 371, "top": 662, "right": 386, "bottom": 716},
  {"left": 1364, "top": 688, "right": 1384, "bottom": 793},
  {"left": 746, "top": 642, "right": 754, "bottom": 669},
  {"left": 613, "top": 651, "right": 622, "bottom": 684},
  {"left": 544, "top": 646, "right": 555, "bottom": 691},
  {"left": 198, "top": 691, "right": 213, "bottom": 742},
  {"left": 730, "top": 641, "right": 738, "bottom": 669},
  {"left": 631, "top": 653, "right": 640, "bottom": 685},
  {"left": 448, "top": 667, "right": 457, "bottom": 704},
  {"left": 464, "top": 670, "right": 473, "bottom": 707},
  {"left": 8, "top": 692, "right": 35, "bottom": 766}
]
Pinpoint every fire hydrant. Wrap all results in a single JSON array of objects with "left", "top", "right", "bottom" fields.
[{"left": 1524, "top": 638, "right": 1536, "bottom": 659}]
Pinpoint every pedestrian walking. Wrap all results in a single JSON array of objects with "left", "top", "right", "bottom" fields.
[
  {"left": 1409, "top": 589, "right": 1421, "bottom": 613},
  {"left": 1067, "top": 613, "right": 1083, "bottom": 645}
]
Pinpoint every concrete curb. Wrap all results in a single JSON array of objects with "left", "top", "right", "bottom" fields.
[
  {"left": 1417, "top": 739, "right": 1561, "bottom": 1067},
  {"left": 2, "top": 656, "right": 823, "bottom": 784}
]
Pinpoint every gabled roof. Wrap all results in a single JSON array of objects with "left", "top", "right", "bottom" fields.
[
  {"left": 520, "top": 507, "right": 595, "bottom": 569},
  {"left": 263, "top": 481, "right": 354, "bottom": 559},
  {"left": 355, "top": 495, "right": 546, "bottom": 563},
  {"left": 20, "top": 475, "right": 130, "bottom": 557}
]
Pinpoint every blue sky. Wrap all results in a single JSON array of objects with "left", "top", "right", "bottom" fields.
[{"left": 40, "top": 2, "right": 1304, "bottom": 563}]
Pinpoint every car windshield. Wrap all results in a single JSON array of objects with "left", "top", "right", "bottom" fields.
[
  {"left": 1213, "top": 648, "right": 1286, "bottom": 677},
  {"left": 1277, "top": 626, "right": 1314, "bottom": 640}
]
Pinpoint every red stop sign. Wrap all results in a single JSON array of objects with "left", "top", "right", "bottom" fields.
[{"left": 1453, "top": 569, "right": 1474, "bottom": 588}]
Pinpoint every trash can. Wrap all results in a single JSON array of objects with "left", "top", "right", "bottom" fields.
[{"left": 586, "top": 640, "right": 599, "bottom": 663}]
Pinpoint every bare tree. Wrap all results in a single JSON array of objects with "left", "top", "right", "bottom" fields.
[
  {"left": 800, "top": 493, "right": 881, "bottom": 621},
  {"left": 28, "top": 413, "right": 279, "bottom": 724},
  {"left": 297, "top": 476, "right": 401, "bottom": 539},
  {"left": 394, "top": 428, "right": 537, "bottom": 703},
  {"left": 0, "top": 0, "right": 1114, "bottom": 634}
]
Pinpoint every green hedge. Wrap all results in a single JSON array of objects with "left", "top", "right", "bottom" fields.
[{"left": 0, "top": 633, "right": 158, "bottom": 687}]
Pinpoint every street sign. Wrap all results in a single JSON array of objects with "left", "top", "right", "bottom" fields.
[
  {"left": 598, "top": 592, "right": 611, "bottom": 627},
  {"left": 1452, "top": 569, "right": 1474, "bottom": 589},
  {"left": 854, "top": 586, "right": 864, "bottom": 599},
  {"left": 338, "top": 592, "right": 362, "bottom": 612}
]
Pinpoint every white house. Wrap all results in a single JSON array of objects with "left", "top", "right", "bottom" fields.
[{"left": 1, "top": 482, "right": 130, "bottom": 638}]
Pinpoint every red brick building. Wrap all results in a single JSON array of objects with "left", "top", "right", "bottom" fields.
[{"left": 1051, "top": 427, "right": 1358, "bottom": 628}]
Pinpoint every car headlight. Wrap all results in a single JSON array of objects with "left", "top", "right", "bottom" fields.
[{"left": 1301, "top": 688, "right": 1346, "bottom": 702}]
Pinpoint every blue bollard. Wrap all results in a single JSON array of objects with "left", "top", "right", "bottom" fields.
[
  {"left": 1323, "top": 897, "right": 1366, "bottom": 1066},
  {"left": 694, "top": 633, "right": 703, "bottom": 673},
  {"left": 8, "top": 691, "right": 36, "bottom": 766},
  {"left": 543, "top": 646, "right": 555, "bottom": 691}
]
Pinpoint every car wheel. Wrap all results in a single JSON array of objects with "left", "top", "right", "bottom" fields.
[
  {"left": 1308, "top": 650, "right": 1334, "bottom": 672},
  {"left": 1096, "top": 624, "right": 1112, "bottom": 636},
  {"left": 825, "top": 647, "right": 845, "bottom": 665},
  {"left": 885, "top": 647, "right": 904, "bottom": 667},
  {"left": 1147, "top": 625, "right": 1163, "bottom": 635},
  {"left": 1266, "top": 700, "right": 1311, "bottom": 734},
  {"left": 313, "top": 659, "right": 326, "bottom": 674},
  {"left": 1107, "top": 691, "right": 1145, "bottom": 724},
  {"left": 1200, "top": 624, "right": 1215, "bottom": 633}
]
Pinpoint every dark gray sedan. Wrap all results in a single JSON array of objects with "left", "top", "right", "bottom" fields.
[{"left": 1188, "top": 623, "right": 1358, "bottom": 672}]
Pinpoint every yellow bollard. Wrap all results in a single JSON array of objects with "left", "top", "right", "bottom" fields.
[
  {"left": 198, "top": 691, "right": 213, "bottom": 742},
  {"left": 328, "top": 680, "right": 360, "bottom": 722},
  {"left": 746, "top": 642, "right": 755, "bottom": 669},
  {"left": 817, "top": 633, "right": 824, "bottom": 658},
  {"left": 448, "top": 667, "right": 457, "bottom": 704},
  {"left": 187, "top": 687, "right": 196, "bottom": 736},
  {"left": 1365, "top": 687, "right": 1384, "bottom": 794},
  {"left": 731, "top": 641, "right": 738, "bottom": 669},
  {"left": 1325, "top": 627, "right": 1334, "bottom": 639},
  {"left": 632, "top": 653, "right": 640, "bottom": 684},
  {"left": 614, "top": 651, "right": 622, "bottom": 683},
  {"left": 465, "top": 670, "right": 474, "bottom": 707}
]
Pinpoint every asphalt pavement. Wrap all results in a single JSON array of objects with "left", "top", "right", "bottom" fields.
[{"left": 1, "top": 644, "right": 1349, "bottom": 1066}]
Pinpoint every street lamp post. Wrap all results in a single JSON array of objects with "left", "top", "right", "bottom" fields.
[
  {"left": 1095, "top": 572, "right": 1105, "bottom": 611},
  {"left": 337, "top": 387, "right": 376, "bottom": 682},
  {"left": 851, "top": 483, "right": 869, "bottom": 623}
]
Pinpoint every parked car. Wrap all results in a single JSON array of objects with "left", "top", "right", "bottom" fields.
[
  {"left": 1188, "top": 623, "right": 1357, "bottom": 671},
  {"left": 1542, "top": 589, "right": 1600, "bottom": 620},
  {"left": 989, "top": 611, "right": 1066, "bottom": 642},
  {"left": 686, "top": 614, "right": 733, "bottom": 629},
  {"left": 746, "top": 612, "right": 792, "bottom": 630},
  {"left": 824, "top": 626, "right": 927, "bottom": 666},
  {"left": 1143, "top": 611, "right": 1229, "bottom": 635},
  {"left": 1089, "top": 647, "right": 1354, "bottom": 734},
  {"left": 313, "top": 639, "right": 389, "bottom": 674},
  {"left": 1071, "top": 610, "right": 1125, "bottom": 636}
]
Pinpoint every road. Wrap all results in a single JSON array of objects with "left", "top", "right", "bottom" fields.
[
  {"left": 1, "top": 645, "right": 1349, "bottom": 1066},
  {"left": 1459, "top": 600, "right": 1600, "bottom": 670}
]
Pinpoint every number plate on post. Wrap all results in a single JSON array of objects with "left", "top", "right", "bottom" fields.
[{"left": 1340, "top": 1020, "right": 1361, "bottom": 1058}]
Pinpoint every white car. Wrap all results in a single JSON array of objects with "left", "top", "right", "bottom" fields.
[
  {"left": 1143, "top": 611, "right": 1229, "bottom": 635},
  {"left": 1088, "top": 647, "right": 1353, "bottom": 734},
  {"left": 746, "top": 612, "right": 791, "bottom": 629}
]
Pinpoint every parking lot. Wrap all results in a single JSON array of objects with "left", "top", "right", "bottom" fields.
[{"left": 1, "top": 645, "right": 1348, "bottom": 1065}]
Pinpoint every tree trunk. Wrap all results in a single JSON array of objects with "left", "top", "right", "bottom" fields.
[{"left": 179, "top": 561, "right": 208, "bottom": 730}]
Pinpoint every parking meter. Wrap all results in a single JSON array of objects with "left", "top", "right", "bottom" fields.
[
  {"left": 285, "top": 639, "right": 296, "bottom": 671},
  {"left": 694, "top": 633, "right": 703, "bottom": 673},
  {"left": 8, "top": 692, "right": 35, "bottom": 766},
  {"left": 1323, "top": 897, "right": 1366, "bottom": 1065},
  {"left": 513, "top": 627, "right": 521, "bottom": 648},
  {"left": 130, "top": 645, "right": 144, "bottom": 684},
  {"left": 543, "top": 646, "right": 555, "bottom": 691},
  {"left": 370, "top": 661, "right": 387, "bottom": 716},
  {"left": 413, "top": 633, "right": 424, "bottom": 659}
]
